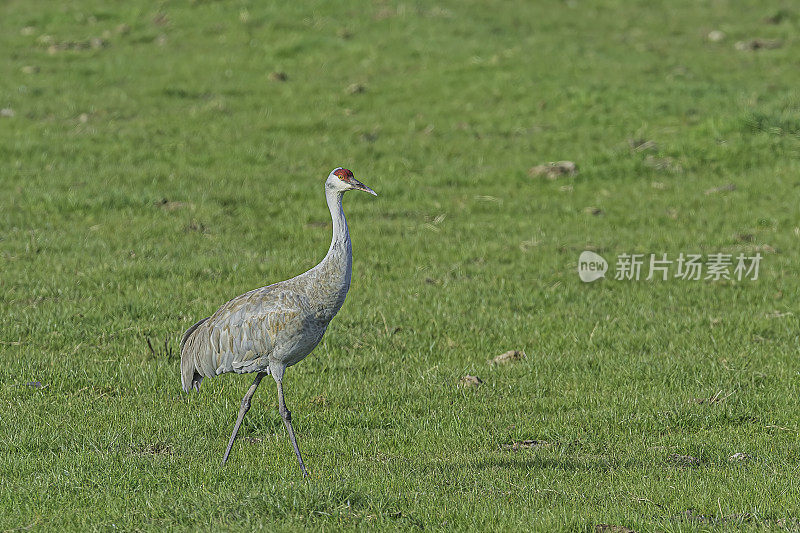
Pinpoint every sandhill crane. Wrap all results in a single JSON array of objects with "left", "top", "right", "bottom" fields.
[{"left": 180, "top": 167, "right": 376, "bottom": 476}]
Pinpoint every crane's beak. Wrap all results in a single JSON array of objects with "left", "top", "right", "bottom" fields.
[{"left": 352, "top": 178, "right": 377, "bottom": 196}]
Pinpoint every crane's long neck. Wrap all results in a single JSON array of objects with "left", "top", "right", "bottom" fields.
[
  {"left": 311, "top": 187, "right": 352, "bottom": 319},
  {"left": 326, "top": 188, "right": 351, "bottom": 262}
]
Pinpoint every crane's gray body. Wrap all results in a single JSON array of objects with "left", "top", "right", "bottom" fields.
[{"left": 180, "top": 180, "right": 352, "bottom": 392}]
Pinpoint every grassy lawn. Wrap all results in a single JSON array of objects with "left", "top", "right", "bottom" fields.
[{"left": 2, "top": 0, "right": 800, "bottom": 530}]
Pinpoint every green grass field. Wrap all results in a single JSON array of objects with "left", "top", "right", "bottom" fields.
[{"left": 2, "top": 0, "right": 800, "bottom": 530}]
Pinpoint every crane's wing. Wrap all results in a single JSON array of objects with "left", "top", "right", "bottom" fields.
[{"left": 180, "top": 285, "right": 312, "bottom": 391}]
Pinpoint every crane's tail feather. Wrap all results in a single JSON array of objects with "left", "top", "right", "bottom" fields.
[
  {"left": 181, "top": 317, "right": 210, "bottom": 393},
  {"left": 181, "top": 354, "right": 203, "bottom": 393}
]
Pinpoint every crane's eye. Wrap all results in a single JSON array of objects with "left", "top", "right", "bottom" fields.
[{"left": 334, "top": 168, "right": 353, "bottom": 180}]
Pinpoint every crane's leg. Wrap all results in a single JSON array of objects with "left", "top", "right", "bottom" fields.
[
  {"left": 276, "top": 379, "right": 308, "bottom": 477},
  {"left": 221, "top": 371, "right": 267, "bottom": 466}
]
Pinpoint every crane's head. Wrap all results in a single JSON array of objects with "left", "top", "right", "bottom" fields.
[{"left": 326, "top": 167, "right": 377, "bottom": 196}]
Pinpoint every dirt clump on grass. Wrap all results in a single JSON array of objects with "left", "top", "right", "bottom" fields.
[
  {"left": 184, "top": 220, "right": 207, "bottom": 233},
  {"left": 735, "top": 38, "right": 782, "bottom": 51},
  {"left": 529, "top": 161, "right": 577, "bottom": 179},
  {"left": 729, "top": 452, "right": 753, "bottom": 462},
  {"left": 705, "top": 183, "right": 735, "bottom": 195},
  {"left": 346, "top": 83, "right": 366, "bottom": 94},
  {"left": 668, "top": 453, "right": 700, "bottom": 467},
  {"left": 131, "top": 443, "right": 173, "bottom": 456},
  {"left": 155, "top": 198, "right": 187, "bottom": 211},
  {"left": 490, "top": 350, "right": 526, "bottom": 365},
  {"left": 459, "top": 375, "right": 483, "bottom": 388},
  {"left": 503, "top": 440, "right": 550, "bottom": 451}
]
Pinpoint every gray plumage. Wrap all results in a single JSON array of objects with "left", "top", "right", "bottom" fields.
[{"left": 180, "top": 167, "right": 376, "bottom": 475}]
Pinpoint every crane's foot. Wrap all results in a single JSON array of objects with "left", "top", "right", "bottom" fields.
[{"left": 221, "top": 447, "right": 234, "bottom": 466}]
